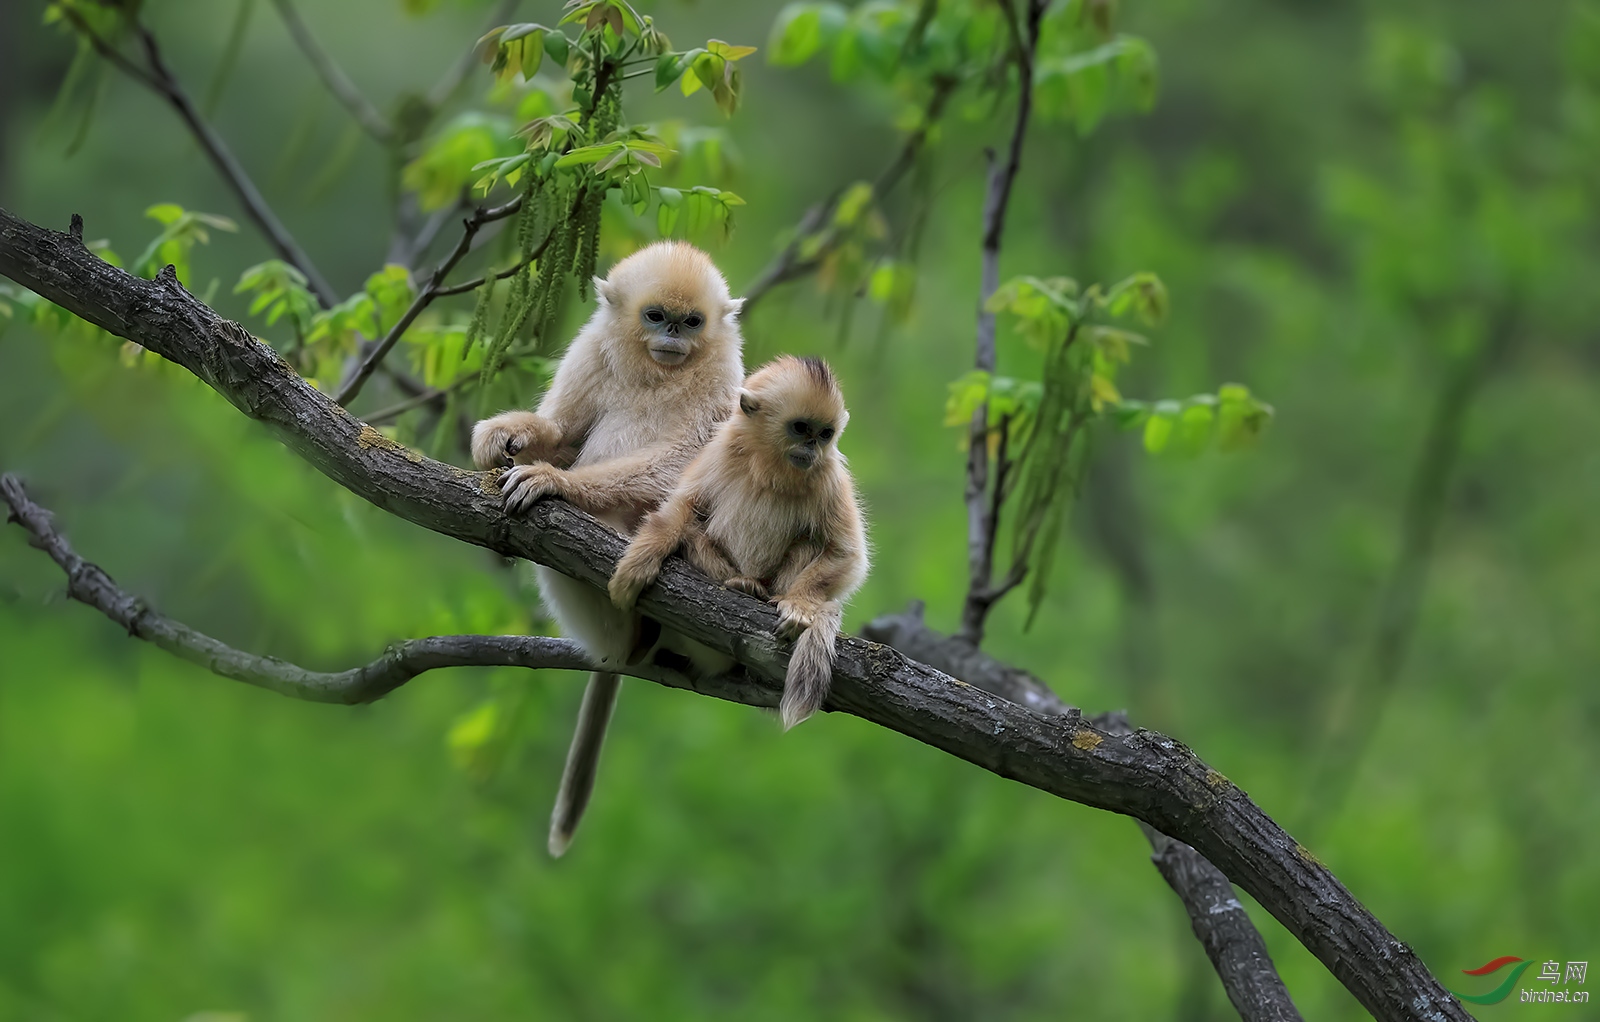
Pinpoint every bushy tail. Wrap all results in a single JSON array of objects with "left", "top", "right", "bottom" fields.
[
  {"left": 547, "top": 672, "right": 621, "bottom": 857},
  {"left": 781, "top": 603, "right": 841, "bottom": 730}
]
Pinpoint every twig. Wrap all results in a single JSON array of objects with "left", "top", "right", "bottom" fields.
[
  {"left": 957, "top": 0, "right": 1046, "bottom": 645},
  {"left": 67, "top": 12, "right": 341, "bottom": 306},
  {"left": 0, "top": 203, "right": 1479, "bottom": 1022},
  {"left": 268, "top": 0, "right": 394, "bottom": 143},
  {"left": 432, "top": 252, "right": 533, "bottom": 297},
  {"left": 334, "top": 194, "right": 532, "bottom": 406},
  {"left": 362, "top": 375, "right": 471, "bottom": 426},
  {"left": 741, "top": 74, "right": 959, "bottom": 314},
  {"left": 1, "top": 474, "right": 761, "bottom": 705}
]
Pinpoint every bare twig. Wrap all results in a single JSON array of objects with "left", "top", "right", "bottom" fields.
[
  {"left": 268, "top": 0, "right": 394, "bottom": 143},
  {"left": 432, "top": 252, "right": 534, "bottom": 297},
  {"left": 362, "top": 375, "right": 471, "bottom": 426},
  {"left": 958, "top": 0, "right": 1046, "bottom": 645},
  {"left": 334, "top": 194, "right": 533, "bottom": 406},
  {"left": 63, "top": 10, "right": 341, "bottom": 306},
  {"left": 0, "top": 205, "right": 1476, "bottom": 1022},
  {"left": 740, "top": 74, "right": 959, "bottom": 314}
]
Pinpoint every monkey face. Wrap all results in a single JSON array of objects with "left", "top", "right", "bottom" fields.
[
  {"left": 782, "top": 416, "right": 837, "bottom": 469},
  {"left": 640, "top": 304, "right": 706, "bottom": 365}
]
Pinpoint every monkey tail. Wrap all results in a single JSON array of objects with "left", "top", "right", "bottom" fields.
[
  {"left": 780, "top": 602, "right": 841, "bottom": 731},
  {"left": 547, "top": 671, "right": 622, "bottom": 858}
]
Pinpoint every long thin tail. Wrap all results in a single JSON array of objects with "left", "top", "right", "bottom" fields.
[
  {"left": 781, "top": 602, "right": 841, "bottom": 730},
  {"left": 548, "top": 671, "right": 622, "bottom": 857}
]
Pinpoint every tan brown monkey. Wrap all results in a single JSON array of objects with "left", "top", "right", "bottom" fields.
[
  {"left": 609, "top": 356, "right": 869, "bottom": 729},
  {"left": 471, "top": 240, "right": 744, "bottom": 856}
]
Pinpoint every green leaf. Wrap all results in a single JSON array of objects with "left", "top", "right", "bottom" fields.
[
  {"left": 1143, "top": 401, "right": 1179, "bottom": 453},
  {"left": 944, "top": 370, "right": 991, "bottom": 427},
  {"left": 544, "top": 30, "right": 570, "bottom": 66},
  {"left": 144, "top": 203, "right": 185, "bottom": 226},
  {"left": 404, "top": 112, "right": 516, "bottom": 210},
  {"left": 365, "top": 264, "right": 415, "bottom": 333},
  {"left": 655, "top": 52, "right": 689, "bottom": 91},
  {"left": 833, "top": 181, "right": 874, "bottom": 226},
  {"left": 1173, "top": 402, "right": 1215, "bottom": 456},
  {"left": 707, "top": 39, "right": 757, "bottom": 61},
  {"left": 1103, "top": 271, "right": 1169, "bottom": 325},
  {"left": 554, "top": 141, "right": 625, "bottom": 167},
  {"left": 657, "top": 200, "right": 679, "bottom": 236},
  {"left": 656, "top": 186, "right": 683, "bottom": 207},
  {"left": 769, "top": 2, "right": 847, "bottom": 66}
]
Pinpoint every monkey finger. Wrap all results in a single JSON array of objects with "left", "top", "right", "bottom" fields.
[{"left": 725, "top": 576, "right": 769, "bottom": 599}]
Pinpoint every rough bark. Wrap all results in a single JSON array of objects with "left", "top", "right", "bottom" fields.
[{"left": 0, "top": 205, "right": 1468, "bottom": 1022}]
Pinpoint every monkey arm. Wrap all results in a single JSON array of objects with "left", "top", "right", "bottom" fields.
[
  {"left": 772, "top": 492, "right": 869, "bottom": 639},
  {"left": 470, "top": 410, "right": 566, "bottom": 469},
  {"left": 608, "top": 487, "right": 698, "bottom": 610},
  {"left": 500, "top": 442, "right": 691, "bottom": 519}
]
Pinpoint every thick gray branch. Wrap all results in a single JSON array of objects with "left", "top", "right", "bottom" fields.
[
  {"left": 864, "top": 602, "right": 1303, "bottom": 1022},
  {"left": 0, "top": 205, "right": 1469, "bottom": 1022}
]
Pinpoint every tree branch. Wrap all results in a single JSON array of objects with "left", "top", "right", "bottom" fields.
[
  {"left": 740, "top": 74, "right": 959, "bottom": 315},
  {"left": 864, "top": 601, "right": 1303, "bottom": 1021},
  {"left": 1, "top": 473, "right": 770, "bottom": 707},
  {"left": 267, "top": 0, "right": 395, "bottom": 144},
  {"left": 70, "top": 12, "right": 341, "bottom": 306},
  {"left": 0, "top": 205, "right": 1471, "bottom": 1022},
  {"left": 334, "top": 194, "right": 533, "bottom": 407},
  {"left": 958, "top": 0, "right": 1045, "bottom": 645}
]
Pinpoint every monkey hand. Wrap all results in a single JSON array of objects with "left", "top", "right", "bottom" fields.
[
  {"left": 725, "top": 576, "right": 770, "bottom": 599},
  {"left": 471, "top": 411, "right": 562, "bottom": 470},
  {"left": 774, "top": 594, "right": 825, "bottom": 641},
  {"left": 500, "top": 463, "right": 565, "bottom": 514},
  {"left": 608, "top": 552, "right": 659, "bottom": 611}
]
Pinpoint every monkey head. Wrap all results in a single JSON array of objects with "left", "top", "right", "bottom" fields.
[
  {"left": 592, "top": 240, "right": 744, "bottom": 371},
  {"left": 735, "top": 355, "right": 850, "bottom": 476}
]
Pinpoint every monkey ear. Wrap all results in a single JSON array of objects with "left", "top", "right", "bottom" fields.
[
  {"left": 594, "top": 277, "right": 615, "bottom": 305},
  {"left": 725, "top": 297, "right": 746, "bottom": 321},
  {"left": 738, "top": 389, "right": 761, "bottom": 416}
]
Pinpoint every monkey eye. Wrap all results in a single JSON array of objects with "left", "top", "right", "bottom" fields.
[
  {"left": 644, "top": 308, "right": 666, "bottom": 324},
  {"left": 788, "top": 420, "right": 809, "bottom": 437},
  {"left": 684, "top": 313, "right": 704, "bottom": 329},
  {"left": 818, "top": 427, "right": 835, "bottom": 441}
]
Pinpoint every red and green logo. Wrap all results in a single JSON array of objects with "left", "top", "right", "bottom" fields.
[{"left": 1452, "top": 956, "right": 1532, "bottom": 1005}]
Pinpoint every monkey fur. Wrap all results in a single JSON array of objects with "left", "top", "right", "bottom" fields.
[
  {"left": 472, "top": 240, "right": 745, "bottom": 856},
  {"left": 609, "top": 355, "right": 869, "bottom": 730}
]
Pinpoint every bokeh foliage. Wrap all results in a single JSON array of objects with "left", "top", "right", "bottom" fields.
[{"left": 2, "top": 0, "right": 1598, "bottom": 1019}]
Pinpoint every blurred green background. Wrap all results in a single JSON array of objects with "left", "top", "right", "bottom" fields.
[{"left": 2, "top": 0, "right": 1597, "bottom": 1019}]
